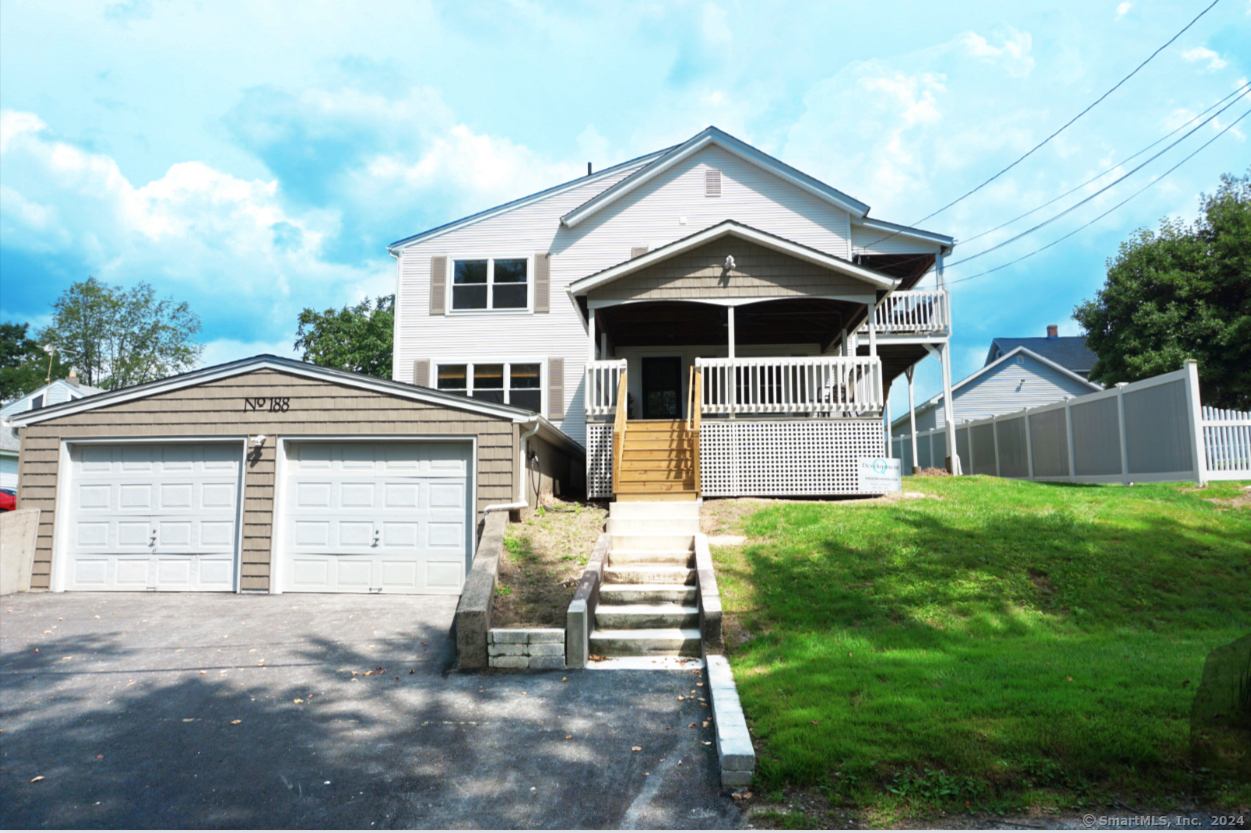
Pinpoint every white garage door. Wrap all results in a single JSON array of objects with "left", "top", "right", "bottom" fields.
[
  {"left": 65, "top": 443, "right": 242, "bottom": 591},
  {"left": 280, "top": 441, "right": 472, "bottom": 594}
]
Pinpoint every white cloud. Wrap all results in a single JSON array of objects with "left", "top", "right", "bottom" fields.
[
  {"left": 1116, "top": 2, "right": 1132, "bottom": 18},
  {"left": 960, "top": 28, "right": 1035, "bottom": 77},
  {"left": 1181, "top": 47, "right": 1227, "bottom": 71},
  {"left": 0, "top": 107, "right": 389, "bottom": 339}
]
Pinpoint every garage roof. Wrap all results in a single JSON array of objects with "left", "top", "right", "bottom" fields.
[{"left": 6, "top": 355, "right": 584, "bottom": 454}]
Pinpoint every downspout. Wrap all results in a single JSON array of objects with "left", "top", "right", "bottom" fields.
[{"left": 482, "top": 417, "right": 541, "bottom": 514}]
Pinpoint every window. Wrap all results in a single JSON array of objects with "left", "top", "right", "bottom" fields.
[
  {"left": 451, "top": 257, "right": 529, "bottom": 311},
  {"left": 436, "top": 361, "right": 544, "bottom": 412},
  {"left": 30, "top": 395, "right": 43, "bottom": 411}
]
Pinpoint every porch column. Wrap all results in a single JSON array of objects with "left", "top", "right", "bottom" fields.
[
  {"left": 727, "top": 306, "right": 736, "bottom": 418},
  {"left": 884, "top": 399, "right": 892, "bottom": 458},
  {"left": 727, "top": 306, "right": 736, "bottom": 358},
  {"left": 906, "top": 365, "right": 919, "bottom": 474},
  {"left": 867, "top": 302, "right": 878, "bottom": 359},
  {"left": 840, "top": 327, "right": 848, "bottom": 357},
  {"left": 600, "top": 332, "right": 609, "bottom": 359},
  {"left": 939, "top": 343, "right": 960, "bottom": 475},
  {"left": 587, "top": 311, "right": 596, "bottom": 362}
]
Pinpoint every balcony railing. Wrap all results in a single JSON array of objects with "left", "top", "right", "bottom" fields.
[
  {"left": 695, "top": 356, "right": 883, "bottom": 416},
  {"left": 866, "top": 289, "right": 950, "bottom": 335},
  {"left": 586, "top": 359, "right": 628, "bottom": 417}
]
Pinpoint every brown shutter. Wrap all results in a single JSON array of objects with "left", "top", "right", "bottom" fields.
[
  {"left": 412, "top": 359, "right": 430, "bottom": 387},
  {"left": 630, "top": 246, "right": 649, "bottom": 259},
  {"left": 430, "top": 256, "right": 447, "bottom": 315},
  {"left": 533, "top": 253, "right": 550, "bottom": 313},
  {"left": 547, "top": 358, "right": 564, "bottom": 420}
]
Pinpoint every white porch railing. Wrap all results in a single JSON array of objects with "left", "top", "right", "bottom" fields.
[
  {"left": 867, "top": 289, "right": 950, "bottom": 335},
  {"left": 586, "top": 359, "right": 628, "bottom": 417},
  {"left": 695, "top": 356, "right": 883, "bottom": 416}
]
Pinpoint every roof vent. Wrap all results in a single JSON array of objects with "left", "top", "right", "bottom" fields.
[{"left": 705, "top": 169, "right": 722, "bottom": 197}]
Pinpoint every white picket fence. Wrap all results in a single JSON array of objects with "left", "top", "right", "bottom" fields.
[
  {"left": 892, "top": 361, "right": 1249, "bottom": 485},
  {"left": 1201, "top": 406, "right": 1251, "bottom": 478}
]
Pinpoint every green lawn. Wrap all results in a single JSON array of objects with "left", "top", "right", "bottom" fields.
[{"left": 710, "top": 477, "right": 1251, "bottom": 823}]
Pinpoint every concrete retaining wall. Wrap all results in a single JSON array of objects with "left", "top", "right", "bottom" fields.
[
  {"left": 694, "top": 534, "right": 722, "bottom": 653},
  {"left": 453, "top": 510, "right": 509, "bottom": 670},
  {"left": 566, "top": 532, "right": 610, "bottom": 668},
  {"left": 1, "top": 508, "right": 39, "bottom": 596},
  {"left": 487, "top": 628, "right": 566, "bottom": 669}
]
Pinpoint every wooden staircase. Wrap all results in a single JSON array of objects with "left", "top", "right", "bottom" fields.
[
  {"left": 616, "top": 420, "right": 698, "bottom": 500},
  {"left": 608, "top": 366, "right": 702, "bottom": 501}
]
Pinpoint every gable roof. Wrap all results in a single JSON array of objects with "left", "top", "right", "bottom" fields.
[
  {"left": 5, "top": 355, "right": 583, "bottom": 454},
  {"left": 566, "top": 220, "right": 898, "bottom": 301},
  {"left": 852, "top": 216, "right": 955, "bottom": 250},
  {"left": 987, "top": 337, "right": 1097, "bottom": 373},
  {"left": 1, "top": 378, "right": 106, "bottom": 415},
  {"left": 891, "top": 345, "right": 1103, "bottom": 429},
  {"left": 386, "top": 146, "right": 675, "bottom": 253},
  {"left": 560, "top": 126, "right": 871, "bottom": 229}
]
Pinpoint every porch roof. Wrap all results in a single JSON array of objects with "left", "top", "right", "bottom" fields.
[{"left": 567, "top": 221, "right": 897, "bottom": 316}]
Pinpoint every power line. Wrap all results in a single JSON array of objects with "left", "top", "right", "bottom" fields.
[
  {"left": 957, "top": 81, "right": 1251, "bottom": 247},
  {"left": 944, "top": 107, "right": 1250, "bottom": 287},
  {"left": 859, "top": 0, "right": 1224, "bottom": 251},
  {"left": 943, "top": 87, "right": 1249, "bottom": 267}
]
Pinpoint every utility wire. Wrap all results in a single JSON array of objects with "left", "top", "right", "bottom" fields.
[
  {"left": 958, "top": 80, "right": 1251, "bottom": 247},
  {"left": 943, "top": 87, "right": 1249, "bottom": 267},
  {"left": 944, "top": 106, "right": 1250, "bottom": 287},
  {"left": 859, "top": 0, "right": 1224, "bottom": 250}
]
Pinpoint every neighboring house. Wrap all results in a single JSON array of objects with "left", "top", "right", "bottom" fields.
[
  {"left": 389, "top": 125, "right": 956, "bottom": 498},
  {"left": 891, "top": 345, "right": 1103, "bottom": 436},
  {"left": 1, "top": 373, "right": 103, "bottom": 490},
  {"left": 985, "top": 325, "right": 1098, "bottom": 379}
]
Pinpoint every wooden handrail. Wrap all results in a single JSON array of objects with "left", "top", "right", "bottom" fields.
[{"left": 611, "top": 369, "right": 628, "bottom": 495}]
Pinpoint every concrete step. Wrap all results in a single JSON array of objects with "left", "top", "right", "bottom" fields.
[
  {"left": 606, "top": 518, "right": 700, "bottom": 536},
  {"left": 610, "top": 533, "right": 696, "bottom": 551},
  {"left": 599, "top": 584, "right": 698, "bottom": 605},
  {"left": 603, "top": 565, "right": 696, "bottom": 585},
  {"left": 590, "top": 628, "right": 702, "bottom": 657},
  {"left": 595, "top": 604, "right": 700, "bottom": 629},
  {"left": 609, "top": 501, "right": 701, "bottom": 520},
  {"left": 614, "top": 490, "right": 699, "bottom": 502},
  {"left": 608, "top": 549, "right": 692, "bottom": 566}
]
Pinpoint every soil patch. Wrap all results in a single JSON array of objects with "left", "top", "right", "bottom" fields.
[{"left": 491, "top": 499, "right": 608, "bottom": 628}]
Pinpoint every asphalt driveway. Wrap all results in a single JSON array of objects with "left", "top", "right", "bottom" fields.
[{"left": 0, "top": 593, "right": 743, "bottom": 829}]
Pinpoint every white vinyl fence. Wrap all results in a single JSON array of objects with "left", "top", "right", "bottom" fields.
[{"left": 893, "top": 361, "right": 1247, "bottom": 485}]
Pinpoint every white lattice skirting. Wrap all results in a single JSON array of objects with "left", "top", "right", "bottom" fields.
[
  {"left": 701, "top": 419, "right": 884, "bottom": 497},
  {"left": 586, "top": 423, "right": 614, "bottom": 499}
]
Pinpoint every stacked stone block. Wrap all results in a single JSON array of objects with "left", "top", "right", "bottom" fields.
[{"left": 487, "top": 628, "right": 566, "bottom": 669}]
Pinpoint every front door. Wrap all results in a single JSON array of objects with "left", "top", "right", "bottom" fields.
[{"left": 641, "top": 356, "right": 683, "bottom": 419}]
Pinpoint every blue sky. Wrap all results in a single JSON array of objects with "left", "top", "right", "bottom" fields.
[{"left": 1, "top": 0, "right": 1247, "bottom": 414}]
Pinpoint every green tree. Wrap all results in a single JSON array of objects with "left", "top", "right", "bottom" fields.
[
  {"left": 0, "top": 321, "right": 68, "bottom": 403},
  {"left": 294, "top": 294, "right": 394, "bottom": 378},
  {"left": 1074, "top": 170, "right": 1251, "bottom": 409},
  {"left": 38, "top": 277, "right": 203, "bottom": 390}
]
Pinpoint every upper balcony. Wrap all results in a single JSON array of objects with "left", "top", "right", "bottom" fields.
[{"left": 859, "top": 288, "right": 950, "bottom": 339}]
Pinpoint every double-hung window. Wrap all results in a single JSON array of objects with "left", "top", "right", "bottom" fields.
[
  {"left": 436, "top": 361, "right": 543, "bottom": 413},
  {"left": 451, "top": 257, "right": 529, "bottom": 311}
]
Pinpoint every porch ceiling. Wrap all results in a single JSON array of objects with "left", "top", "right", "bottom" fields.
[
  {"left": 857, "top": 253, "right": 936, "bottom": 291},
  {"left": 598, "top": 298, "right": 865, "bottom": 349},
  {"left": 859, "top": 342, "right": 930, "bottom": 399}
]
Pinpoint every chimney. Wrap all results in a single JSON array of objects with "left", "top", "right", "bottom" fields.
[
  {"left": 67, "top": 368, "right": 80, "bottom": 387},
  {"left": 1046, "top": 325, "right": 1058, "bottom": 339}
]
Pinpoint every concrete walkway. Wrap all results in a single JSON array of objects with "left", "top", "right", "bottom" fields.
[{"left": 0, "top": 593, "right": 743, "bottom": 829}]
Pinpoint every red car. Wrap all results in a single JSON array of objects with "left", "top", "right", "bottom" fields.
[{"left": 0, "top": 489, "right": 15, "bottom": 513}]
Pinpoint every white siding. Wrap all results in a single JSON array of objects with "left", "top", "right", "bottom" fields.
[
  {"left": 1, "top": 380, "right": 89, "bottom": 418},
  {"left": 851, "top": 224, "right": 943, "bottom": 256},
  {"left": 0, "top": 453, "right": 16, "bottom": 490},
  {"left": 904, "top": 354, "right": 1098, "bottom": 432},
  {"left": 394, "top": 144, "right": 935, "bottom": 446}
]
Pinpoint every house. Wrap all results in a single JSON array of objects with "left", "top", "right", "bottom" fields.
[
  {"left": 7, "top": 125, "right": 959, "bottom": 596},
  {"left": 1, "top": 372, "right": 103, "bottom": 490},
  {"left": 388, "top": 126, "right": 957, "bottom": 499},
  {"left": 985, "top": 325, "right": 1098, "bottom": 379},
  {"left": 890, "top": 343, "right": 1103, "bottom": 438}
]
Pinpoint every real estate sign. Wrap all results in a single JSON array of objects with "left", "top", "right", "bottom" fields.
[{"left": 858, "top": 457, "right": 902, "bottom": 493}]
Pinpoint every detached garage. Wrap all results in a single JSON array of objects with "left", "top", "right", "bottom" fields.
[{"left": 9, "top": 356, "right": 582, "bottom": 595}]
